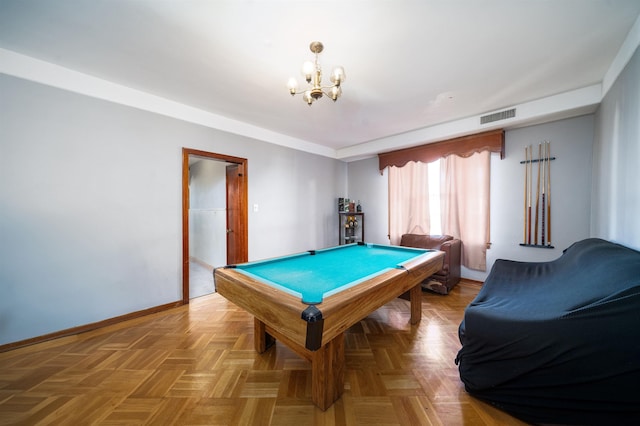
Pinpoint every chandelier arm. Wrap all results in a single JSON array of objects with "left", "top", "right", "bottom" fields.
[
  {"left": 321, "top": 89, "right": 342, "bottom": 100},
  {"left": 290, "top": 86, "right": 340, "bottom": 96}
]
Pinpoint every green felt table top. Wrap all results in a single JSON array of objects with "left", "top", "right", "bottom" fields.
[{"left": 235, "top": 243, "right": 430, "bottom": 304}]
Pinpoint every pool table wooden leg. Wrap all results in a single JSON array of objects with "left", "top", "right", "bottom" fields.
[
  {"left": 409, "top": 283, "right": 422, "bottom": 325},
  {"left": 254, "top": 318, "right": 275, "bottom": 353},
  {"left": 311, "top": 332, "right": 345, "bottom": 411}
]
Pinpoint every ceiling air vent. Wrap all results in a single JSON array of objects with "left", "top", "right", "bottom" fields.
[{"left": 480, "top": 108, "right": 516, "bottom": 124}]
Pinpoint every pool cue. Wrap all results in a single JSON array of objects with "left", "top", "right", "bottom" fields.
[
  {"left": 523, "top": 146, "right": 528, "bottom": 244},
  {"left": 541, "top": 141, "right": 547, "bottom": 245},
  {"left": 534, "top": 143, "right": 541, "bottom": 245},
  {"left": 547, "top": 141, "right": 552, "bottom": 246},
  {"left": 542, "top": 141, "right": 547, "bottom": 245},
  {"left": 528, "top": 145, "right": 532, "bottom": 245}
]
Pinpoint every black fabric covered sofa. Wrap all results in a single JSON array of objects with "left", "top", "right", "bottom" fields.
[{"left": 455, "top": 238, "right": 640, "bottom": 425}]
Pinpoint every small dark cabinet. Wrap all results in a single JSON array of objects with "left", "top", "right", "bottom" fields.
[{"left": 339, "top": 212, "right": 364, "bottom": 245}]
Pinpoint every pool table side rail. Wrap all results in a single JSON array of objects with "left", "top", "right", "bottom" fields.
[
  {"left": 398, "top": 251, "right": 446, "bottom": 281},
  {"left": 317, "top": 250, "right": 444, "bottom": 339}
]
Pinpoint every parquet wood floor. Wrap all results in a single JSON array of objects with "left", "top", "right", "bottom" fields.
[{"left": 0, "top": 280, "right": 528, "bottom": 425}]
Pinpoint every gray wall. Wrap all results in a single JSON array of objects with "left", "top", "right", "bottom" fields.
[
  {"left": 1, "top": 46, "right": 637, "bottom": 346},
  {"left": 0, "top": 74, "right": 346, "bottom": 345},
  {"left": 346, "top": 159, "right": 389, "bottom": 245},
  {"left": 486, "top": 116, "right": 593, "bottom": 279},
  {"left": 348, "top": 114, "right": 595, "bottom": 281},
  {"left": 592, "top": 45, "right": 640, "bottom": 250}
]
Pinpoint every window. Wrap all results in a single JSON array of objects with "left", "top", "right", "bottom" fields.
[{"left": 381, "top": 130, "right": 502, "bottom": 271}]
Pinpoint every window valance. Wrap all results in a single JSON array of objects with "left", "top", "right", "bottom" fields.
[{"left": 378, "top": 129, "right": 504, "bottom": 172}]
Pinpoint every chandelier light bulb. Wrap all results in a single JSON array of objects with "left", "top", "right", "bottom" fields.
[
  {"left": 302, "top": 61, "right": 315, "bottom": 82},
  {"left": 330, "top": 86, "right": 341, "bottom": 101},
  {"left": 287, "top": 77, "right": 298, "bottom": 95},
  {"left": 330, "top": 66, "right": 346, "bottom": 85},
  {"left": 303, "top": 90, "right": 313, "bottom": 105}
]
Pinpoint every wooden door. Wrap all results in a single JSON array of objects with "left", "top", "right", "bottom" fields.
[{"left": 226, "top": 163, "right": 248, "bottom": 265}]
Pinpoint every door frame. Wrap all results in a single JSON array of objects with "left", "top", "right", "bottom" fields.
[{"left": 182, "top": 148, "right": 248, "bottom": 304}]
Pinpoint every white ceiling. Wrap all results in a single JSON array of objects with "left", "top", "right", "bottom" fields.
[{"left": 1, "top": 1, "right": 639, "bottom": 161}]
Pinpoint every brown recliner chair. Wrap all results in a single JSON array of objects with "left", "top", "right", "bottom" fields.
[{"left": 399, "top": 234, "right": 461, "bottom": 294}]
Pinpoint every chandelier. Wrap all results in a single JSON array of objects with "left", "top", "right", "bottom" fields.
[{"left": 287, "top": 41, "right": 346, "bottom": 105}]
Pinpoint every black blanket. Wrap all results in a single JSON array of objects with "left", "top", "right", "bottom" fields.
[{"left": 456, "top": 238, "right": 640, "bottom": 425}]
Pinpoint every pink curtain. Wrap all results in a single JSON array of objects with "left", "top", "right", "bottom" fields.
[
  {"left": 388, "top": 162, "right": 430, "bottom": 245},
  {"left": 440, "top": 151, "right": 491, "bottom": 271}
]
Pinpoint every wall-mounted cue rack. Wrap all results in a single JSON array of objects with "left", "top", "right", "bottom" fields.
[{"left": 520, "top": 141, "right": 555, "bottom": 249}]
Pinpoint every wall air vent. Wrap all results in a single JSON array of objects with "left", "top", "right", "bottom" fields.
[{"left": 480, "top": 108, "right": 516, "bottom": 124}]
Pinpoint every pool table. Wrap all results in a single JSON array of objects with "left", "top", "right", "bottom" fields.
[{"left": 214, "top": 242, "right": 444, "bottom": 410}]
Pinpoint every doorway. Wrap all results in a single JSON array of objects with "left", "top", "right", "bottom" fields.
[{"left": 182, "top": 148, "right": 248, "bottom": 304}]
